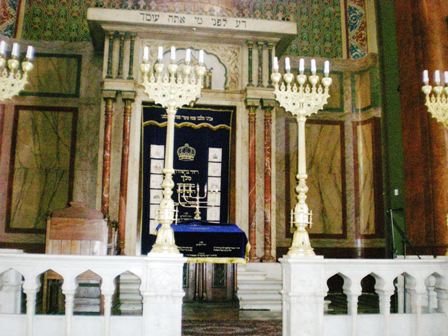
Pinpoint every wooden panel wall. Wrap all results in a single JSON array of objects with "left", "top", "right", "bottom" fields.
[{"left": 395, "top": 0, "right": 448, "bottom": 254}]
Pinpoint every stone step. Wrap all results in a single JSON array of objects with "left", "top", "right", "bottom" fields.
[
  {"left": 237, "top": 280, "right": 282, "bottom": 290},
  {"left": 237, "top": 271, "right": 267, "bottom": 281}
]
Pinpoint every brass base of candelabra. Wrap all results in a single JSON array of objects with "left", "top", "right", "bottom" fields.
[
  {"left": 287, "top": 226, "right": 315, "bottom": 257},
  {"left": 150, "top": 224, "right": 180, "bottom": 254}
]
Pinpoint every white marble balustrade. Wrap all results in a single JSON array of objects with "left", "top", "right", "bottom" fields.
[
  {"left": 281, "top": 255, "right": 448, "bottom": 336},
  {"left": 0, "top": 252, "right": 186, "bottom": 336}
]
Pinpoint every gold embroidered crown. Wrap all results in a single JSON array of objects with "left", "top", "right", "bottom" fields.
[{"left": 177, "top": 143, "right": 196, "bottom": 161}]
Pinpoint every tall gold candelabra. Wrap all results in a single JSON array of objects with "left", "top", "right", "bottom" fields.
[
  {"left": 271, "top": 57, "right": 332, "bottom": 256},
  {"left": 0, "top": 41, "right": 34, "bottom": 101},
  {"left": 140, "top": 46, "right": 206, "bottom": 254}
]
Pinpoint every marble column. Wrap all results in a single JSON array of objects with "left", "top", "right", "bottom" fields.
[
  {"left": 257, "top": 41, "right": 264, "bottom": 87},
  {"left": 127, "top": 33, "right": 136, "bottom": 80},
  {"left": 117, "top": 32, "right": 125, "bottom": 79},
  {"left": 267, "top": 42, "right": 274, "bottom": 88},
  {"left": 261, "top": 99, "right": 276, "bottom": 262},
  {"left": 246, "top": 41, "right": 254, "bottom": 87},
  {"left": 106, "top": 32, "right": 115, "bottom": 79},
  {"left": 101, "top": 90, "right": 117, "bottom": 218},
  {"left": 246, "top": 98, "right": 260, "bottom": 261},
  {"left": 118, "top": 91, "right": 136, "bottom": 255}
]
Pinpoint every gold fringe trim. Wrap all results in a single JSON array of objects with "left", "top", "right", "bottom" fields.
[{"left": 143, "top": 120, "right": 231, "bottom": 131}]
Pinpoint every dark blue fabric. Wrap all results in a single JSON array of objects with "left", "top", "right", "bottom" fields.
[
  {"left": 140, "top": 105, "right": 234, "bottom": 254},
  {"left": 144, "top": 222, "right": 247, "bottom": 259}
]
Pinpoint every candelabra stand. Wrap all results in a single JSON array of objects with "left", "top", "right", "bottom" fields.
[
  {"left": 271, "top": 67, "right": 332, "bottom": 256},
  {"left": 0, "top": 51, "right": 33, "bottom": 101},
  {"left": 141, "top": 53, "right": 206, "bottom": 253},
  {"left": 177, "top": 184, "right": 218, "bottom": 220}
]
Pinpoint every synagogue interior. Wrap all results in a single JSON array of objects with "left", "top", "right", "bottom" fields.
[{"left": 0, "top": 1, "right": 447, "bottom": 336}]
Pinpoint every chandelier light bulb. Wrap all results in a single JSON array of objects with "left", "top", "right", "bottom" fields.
[
  {"left": 273, "top": 56, "right": 279, "bottom": 71},
  {"left": 198, "top": 49, "right": 204, "bottom": 64},
  {"left": 434, "top": 70, "right": 441, "bottom": 85},
  {"left": 157, "top": 46, "right": 163, "bottom": 61},
  {"left": 311, "top": 59, "right": 316, "bottom": 75},
  {"left": 299, "top": 58, "right": 304, "bottom": 74},
  {"left": 11, "top": 43, "right": 19, "bottom": 58},
  {"left": 0, "top": 41, "right": 6, "bottom": 56},
  {"left": 185, "top": 48, "right": 191, "bottom": 63},
  {"left": 143, "top": 46, "right": 149, "bottom": 62},
  {"left": 170, "top": 46, "right": 176, "bottom": 61},
  {"left": 285, "top": 57, "right": 291, "bottom": 72},
  {"left": 26, "top": 46, "right": 34, "bottom": 60},
  {"left": 324, "top": 60, "right": 330, "bottom": 76},
  {"left": 423, "top": 70, "right": 429, "bottom": 84}
]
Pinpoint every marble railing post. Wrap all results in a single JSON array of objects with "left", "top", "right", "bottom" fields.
[
  {"left": 62, "top": 278, "right": 77, "bottom": 336},
  {"left": 117, "top": 91, "right": 135, "bottom": 255},
  {"left": 261, "top": 99, "right": 276, "bottom": 262},
  {"left": 246, "top": 98, "right": 260, "bottom": 261},
  {"left": 407, "top": 277, "right": 426, "bottom": 336},
  {"left": 106, "top": 32, "right": 115, "bottom": 79},
  {"left": 140, "top": 254, "right": 186, "bottom": 336},
  {"left": 375, "top": 280, "right": 395, "bottom": 336},
  {"left": 100, "top": 278, "right": 115, "bottom": 336},
  {"left": 280, "top": 255, "right": 325, "bottom": 336},
  {"left": 257, "top": 41, "right": 264, "bottom": 87},
  {"left": 101, "top": 91, "right": 117, "bottom": 219},
  {"left": 246, "top": 41, "right": 254, "bottom": 87},
  {"left": 127, "top": 33, "right": 136, "bottom": 80},
  {"left": 23, "top": 275, "right": 40, "bottom": 336},
  {"left": 0, "top": 269, "right": 23, "bottom": 313},
  {"left": 267, "top": 43, "right": 274, "bottom": 88},
  {"left": 343, "top": 280, "right": 362, "bottom": 336},
  {"left": 435, "top": 279, "right": 448, "bottom": 314}
]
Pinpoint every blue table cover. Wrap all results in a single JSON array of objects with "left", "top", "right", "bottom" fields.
[{"left": 150, "top": 221, "right": 248, "bottom": 263}]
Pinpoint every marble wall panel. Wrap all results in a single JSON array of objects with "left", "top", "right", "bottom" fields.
[
  {"left": 0, "top": 41, "right": 102, "bottom": 250},
  {"left": 353, "top": 117, "right": 384, "bottom": 238},
  {"left": 354, "top": 120, "right": 374, "bottom": 235},
  {"left": 353, "top": 69, "right": 372, "bottom": 111},
  {"left": 22, "top": 54, "right": 82, "bottom": 98},
  {"left": 285, "top": 118, "right": 346, "bottom": 237},
  {"left": 6, "top": 106, "right": 77, "bottom": 233}
]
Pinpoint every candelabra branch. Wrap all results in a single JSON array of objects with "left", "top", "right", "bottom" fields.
[
  {"left": 422, "top": 84, "right": 448, "bottom": 127},
  {"left": 271, "top": 63, "right": 332, "bottom": 257},
  {"left": 177, "top": 184, "right": 219, "bottom": 220},
  {"left": 0, "top": 56, "right": 33, "bottom": 101}
]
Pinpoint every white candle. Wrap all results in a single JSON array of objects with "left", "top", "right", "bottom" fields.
[
  {"left": 299, "top": 58, "right": 304, "bottom": 74},
  {"left": 0, "top": 41, "right": 6, "bottom": 55},
  {"left": 273, "top": 56, "right": 279, "bottom": 71},
  {"left": 324, "top": 60, "right": 330, "bottom": 76},
  {"left": 157, "top": 46, "right": 163, "bottom": 61},
  {"left": 199, "top": 49, "right": 204, "bottom": 64},
  {"left": 423, "top": 70, "right": 429, "bottom": 84},
  {"left": 170, "top": 46, "right": 176, "bottom": 61},
  {"left": 435, "top": 70, "right": 441, "bottom": 85},
  {"left": 444, "top": 71, "right": 448, "bottom": 85},
  {"left": 285, "top": 57, "right": 291, "bottom": 72},
  {"left": 11, "top": 43, "right": 19, "bottom": 57},
  {"left": 185, "top": 48, "right": 191, "bottom": 63},
  {"left": 26, "top": 46, "right": 34, "bottom": 60},
  {"left": 311, "top": 59, "right": 316, "bottom": 75},
  {"left": 143, "top": 46, "right": 149, "bottom": 62}
]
